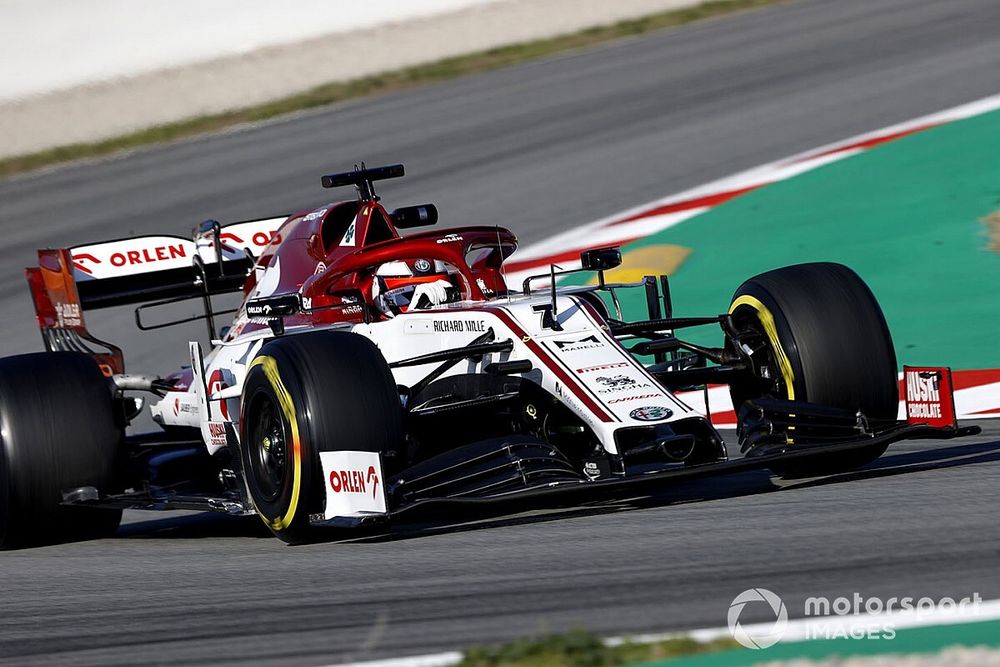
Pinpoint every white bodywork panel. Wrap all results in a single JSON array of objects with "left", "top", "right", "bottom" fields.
[
  {"left": 151, "top": 293, "right": 699, "bottom": 458},
  {"left": 355, "top": 296, "right": 697, "bottom": 453}
]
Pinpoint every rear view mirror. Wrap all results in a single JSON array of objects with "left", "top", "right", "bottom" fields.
[
  {"left": 245, "top": 293, "right": 301, "bottom": 319},
  {"left": 580, "top": 247, "right": 622, "bottom": 271},
  {"left": 391, "top": 204, "right": 438, "bottom": 229}
]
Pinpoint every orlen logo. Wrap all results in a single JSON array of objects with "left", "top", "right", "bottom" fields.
[
  {"left": 220, "top": 230, "right": 281, "bottom": 249},
  {"left": 329, "top": 465, "right": 380, "bottom": 500},
  {"left": 72, "top": 244, "right": 187, "bottom": 275},
  {"left": 110, "top": 244, "right": 187, "bottom": 267}
]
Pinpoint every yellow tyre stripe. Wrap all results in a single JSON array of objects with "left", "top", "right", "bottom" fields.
[
  {"left": 729, "top": 295, "right": 796, "bottom": 401},
  {"left": 248, "top": 355, "right": 302, "bottom": 531}
]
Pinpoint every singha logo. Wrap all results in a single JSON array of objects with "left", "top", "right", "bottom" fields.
[{"left": 595, "top": 374, "right": 636, "bottom": 389}]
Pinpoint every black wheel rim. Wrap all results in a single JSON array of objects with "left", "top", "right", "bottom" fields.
[
  {"left": 247, "top": 393, "right": 289, "bottom": 502},
  {"left": 729, "top": 307, "right": 790, "bottom": 403}
]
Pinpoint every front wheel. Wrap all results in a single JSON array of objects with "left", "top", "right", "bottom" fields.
[
  {"left": 240, "top": 331, "right": 403, "bottom": 543},
  {"left": 728, "top": 262, "right": 898, "bottom": 477}
]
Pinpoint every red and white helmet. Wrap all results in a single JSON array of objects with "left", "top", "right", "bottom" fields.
[{"left": 372, "top": 259, "right": 453, "bottom": 317}]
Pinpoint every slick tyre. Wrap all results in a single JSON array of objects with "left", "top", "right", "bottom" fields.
[
  {"left": 0, "top": 352, "right": 123, "bottom": 549},
  {"left": 240, "top": 331, "right": 402, "bottom": 543},
  {"left": 728, "top": 262, "right": 898, "bottom": 477}
]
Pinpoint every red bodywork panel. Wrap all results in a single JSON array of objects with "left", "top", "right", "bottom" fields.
[
  {"left": 235, "top": 199, "right": 517, "bottom": 333},
  {"left": 23, "top": 192, "right": 519, "bottom": 368}
]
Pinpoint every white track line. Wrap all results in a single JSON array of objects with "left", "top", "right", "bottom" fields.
[
  {"left": 325, "top": 651, "right": 463, "bottom": 667},
  {"left": 508, "top": 92, "right": 1000, "bottom": 273}
]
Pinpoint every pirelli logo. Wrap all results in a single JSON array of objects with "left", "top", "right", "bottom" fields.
[{"left": 576, "top": 362, "right": 629, "bottom": 374}]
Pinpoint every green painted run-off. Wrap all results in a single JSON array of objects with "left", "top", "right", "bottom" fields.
[{"left": 568, "top": 109, "right": 1000, "bottom": 370}]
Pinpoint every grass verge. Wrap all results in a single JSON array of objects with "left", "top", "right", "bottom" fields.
[
  {"left": 0, "top": 0, "right": 783, "bottom": 179},
  {"left": 459, "top": 629, "right": 738, "bottom": 667}
]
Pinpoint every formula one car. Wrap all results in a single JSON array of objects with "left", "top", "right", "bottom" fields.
[{"left": 0, "top": 164, "right": 977, "bottom": 547}]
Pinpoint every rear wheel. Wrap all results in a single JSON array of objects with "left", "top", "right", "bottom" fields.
[
  {"left": 240, "top": 331, "right": 402, "bottom": 543},
  {"left": 728, "top": 262, "right": 898, "bottom": 477},
  {"left": 0, "top": 352, "right": 123, "bottom": 548}
]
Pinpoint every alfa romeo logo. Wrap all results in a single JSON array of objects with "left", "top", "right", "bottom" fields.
[
  {"left": 728, "top": 588, "right": 788, "bottom": 649},
  {"left": 413, "top": 258, "right": 432, "bottom": 273},
  {"left": 629, "top": 406, "right": 672, "bottom": 421}
]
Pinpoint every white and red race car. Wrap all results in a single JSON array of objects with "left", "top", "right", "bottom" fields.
[{"left": 0, "top": 164, "right": 976, "bottom": 547}]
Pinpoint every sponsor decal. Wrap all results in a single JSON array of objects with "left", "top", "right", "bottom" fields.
[
  {"left": 303, "top": 207, "right": 329, "bottom": 222},
  {"left": 246, "top": 303, "right": 273, "bottom": 318},
  {"left": 476, "top": 278, "right": 496, "bottom": 296},
  {"left": 54, "top": 302, "right": 82, "bottom": 328},
  {"left": 216, "top": 217, "right": 286, "bottom": 251},
  {"left": 340, "top": 220, "right": 357, "bottom": 247},
  {"left": 432, "top": 320, "right": 487, "bottom": 333},
  {"left": 552, "top": 335, "right": 604, "bottom": 352},
  {"left": 581, "top": 458, "right": 611, "bottom": 480},
  {"left": 223, "top": 230, "right": 282, "bottom": 248},
  {"left": 608, "top": 393, "right": 663, "bottom": 404},
  {"left": 903, "top": 366, "right": 957, "bottom": 428},
  {"left": 629, "top": 405, "right": 673, "bottom": 421},
  {"left": 207, "top": 422, "right": 227, "bottom": 448},
  {"left": 554, "top": 381, "right": 600, "bottom": 429},
  {"left": 208, "top": 369, "right": 231, "bottom": 420},
  {"left": 342, "top": 304, "right": 364, "bottom": 316},
  {"left": 593, "top": 375, "right": 654, "bottom": 395},
  {"left": 435, "top": 234, "right": 464, "bottom": 244},
  {"left": 595, "top": 375, "right": 635, "bottom": 389},
  {"left": 109, "top": 244, "right": 186, "bottom": 267},
  {"left": 329, "top": 466, "right": 380, "bottom": 500},
  {"left": 245, "top": 294, "right": 299, "bottom": 320},
  {"left": 321, "top": 451, "right": 387, "bottom": 518},
  {"left": 172, "top": 397, "right": 197, "bottom": 417},
  {"left": 254, "top": 231, "right": 280, "bottom": 247},
  {"left": 414, "top": 258, "right": 432, "bottom": 273},
  {"left": 313, "top": 261, "right": 327, "bottom": 276},
  {"left": 577, "top": 362, "right": 629, "bottom": 374},
  {"left": 71, "top": 252, "right": 100, "bottom": 275},
  {"left": 907, "top": 374, "right": 940, "bottom": 417}
]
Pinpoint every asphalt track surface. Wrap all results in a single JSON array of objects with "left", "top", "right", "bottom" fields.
[{"left": 2, "top": 0, "right": 1000, "bottom": 664}]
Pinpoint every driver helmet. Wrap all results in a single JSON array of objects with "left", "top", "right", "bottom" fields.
[{"left": 372, "top": 259, "right": 453, "bottom": 317}]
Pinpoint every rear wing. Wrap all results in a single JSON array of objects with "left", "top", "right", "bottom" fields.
[
  {"left": 25, "top": 216, "right": 287, "bottom": 374},
  {"left": 69, "top": 217, "right": 286, "bottom": 308}
]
